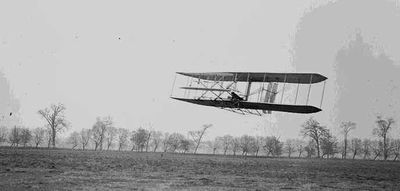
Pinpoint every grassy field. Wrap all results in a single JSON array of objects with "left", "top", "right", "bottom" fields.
[{"left": 0, "top": 147, "right": 399, "bottom": 190}]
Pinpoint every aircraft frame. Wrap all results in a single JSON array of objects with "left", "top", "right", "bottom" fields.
[{"left": 171, "top": 72, "right": 327, "bottom": 116}]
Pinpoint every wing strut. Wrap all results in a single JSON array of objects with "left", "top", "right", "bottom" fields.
[
  {"left": 280, "top": 74, "right": 287, "bottom": 104},
  {"left": 320, "top": 80, "right": 327, "bottom": 108},
  {"left": 295, "top": 80, "right": 300, "bottom": 104},
  {"left": 306, "top": 74, "right": 313, "bottom": 105}
]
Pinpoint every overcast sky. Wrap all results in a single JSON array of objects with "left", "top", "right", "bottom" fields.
[{"left": 1, "top": 0, "right": 399, "bottom": 140}]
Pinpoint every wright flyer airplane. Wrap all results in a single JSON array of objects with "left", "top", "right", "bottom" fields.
[{"left": 170, "top": 72, "right": 327, "bottom": 116}]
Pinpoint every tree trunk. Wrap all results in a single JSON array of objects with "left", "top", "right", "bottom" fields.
[
  {"left": 316, "top": 140, "right": 320, "bottom": 158},
  {"left": 47, "top": 136, "right": 51, "bottom": 148},
  {"left": 146, "top": 133, "right": 151, "bottom": 152},
  {"left": 194, "top": 144, "right": 199, "bottom": 154},
  {"left": 383, "top": 135, "right": 387, "bottom": 160},
  {"left": 344, "top": 137, "right": 347, "bottom": 159},
  {"left": 52, "top": 128, "right": 56, "bottom": 148}
]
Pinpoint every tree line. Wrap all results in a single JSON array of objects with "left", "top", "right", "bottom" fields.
[{"left": 0, "top": 103, "right": 399, "bottom": 161}]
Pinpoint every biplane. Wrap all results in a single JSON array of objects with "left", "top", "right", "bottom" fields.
[{"left": 170, "top": 72, "right": 327, "bottom": 116}]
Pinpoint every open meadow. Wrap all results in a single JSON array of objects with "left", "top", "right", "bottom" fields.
[{"left": 1, "top": 147, "right": 400, "bottom": 190}]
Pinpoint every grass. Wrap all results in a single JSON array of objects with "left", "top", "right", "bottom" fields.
[{"left": 1, "top": 147, "right": 399, "bottom": 190}]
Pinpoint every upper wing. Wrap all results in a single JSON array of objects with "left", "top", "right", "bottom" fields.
[{"left": 177, "top": 72, "right": 327, "bottom": 84}]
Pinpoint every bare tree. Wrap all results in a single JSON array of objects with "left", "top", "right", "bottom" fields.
[
  {"left": 80, "top": 128, "right": 91, "bottom": 150},
  {"left": 20, "top": 128, "right": 32, "bottom": 147},
  {"left": 91, "top": 116, "right": 113, "bottom": 151},
  {"left": 162, "top": 132, "right": 170, "bottom": 152},
  {"left": 38, "top": 103, "right": 69, "bottom": 148},
  {"left": 295, "top": 139, "right": 305, "bottom": 158},
  {"left": 131, "top": 128, "right": 149, "bottom": 152},
  {"left": 130, "top": 130, "right": 137, "bottom": 151},
  {"left": 116, "top": 128, "right": 129, "bottom": 151},
  {"left": 231, "top": 137, "right": 240, "bottom": 156},
  {"left": 304, "top": 141, "right": 316, "bottom": 158},
  {"left": 68, "top": 131, "right": 80, "bottom": 149},
  {"left": 32, "top": 127, "right": 46, "bottom": 148},
  {"left": 189, "top": 124, "right": 212, "bottom": 154},
  {"left": 166, "top": 132, "right": 185, "bottom": 152},
  {"left": 179, "top": 138, "right": 191, "bottom": 154},
  {"left": 301, "top": 117, "right": 328, "bottom": 158},
  {"left": 285, "top": 139, "right": 296, "bottom": 158},
  {"left": 207, "top": 139, "right": 221, "bottom": 155},
  {"left": 145, "top": 130, "right": 152, "bottom": 152},
  {"left": 263, "top": 136, "right": 283, "bottom": 157},
  {"left": 373, "top": 116, "right": 395, "bottom": 160},
  {"left": 350, "top": 138, "right": 362, "bottom": 159},
  {"left": 253, "top": 136, "right": 264, "bottom": 156},
  {"left": 216, "top": 135, "right": 233, "bottom": 155},
  {"left": 239, "top": 135, "right": 253, "bottom": 156},
  {"left": 320, "top": 129, "right": 338, "bottom": 159},
  {"left": 8, "top": 126, "right": 21, "bottom": 147},
  {"left": 340, "top": 121, "right": 356, "bottom": 159},
  {"left": 105, "top": 126, "right": 117, "bottom": 150},
  {"left": 150, "top": 130, "right": 162, "bottom": 152},
  {"left": 361, "top": 139, "right": 371, "bottom": 159}
]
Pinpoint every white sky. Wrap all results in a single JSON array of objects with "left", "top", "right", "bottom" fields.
[{"left": 2, "top": 0, "right": 399, "bottom": 140}]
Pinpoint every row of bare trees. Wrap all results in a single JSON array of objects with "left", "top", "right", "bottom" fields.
[
  {"left": 211, "top": 135, "right": 283, "bottom": 156},
  {"left": 67, "top": 120, "right": 205, "bottom": 153},
  {"left": 65, "top": 122, "right": 286, "bottom": 156},
  {"left": 3, "top": 121, "right": 397, "bottom": 161},
  {"left": 1, "top": 102, "right": 398, "bottom": 161},
  {"left": 0, "top": 126, "right": 53, "bottom": 148}
]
